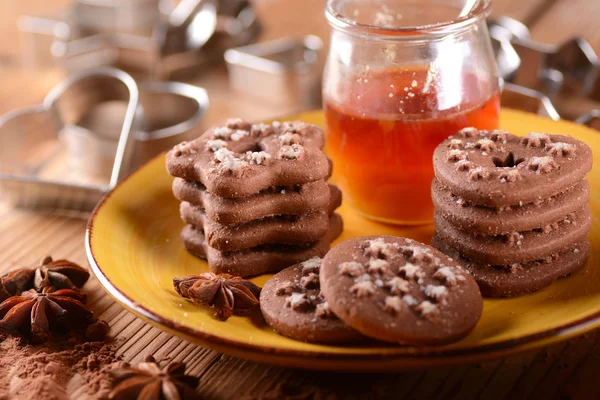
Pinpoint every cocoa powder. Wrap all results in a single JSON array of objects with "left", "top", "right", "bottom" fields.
[{"left": 0, "top": 331, "right": 125, "bottom": 400}]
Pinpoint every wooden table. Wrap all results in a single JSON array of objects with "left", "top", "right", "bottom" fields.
[{"left": 1, "top": 1, "right": 599, "bottom": 398}]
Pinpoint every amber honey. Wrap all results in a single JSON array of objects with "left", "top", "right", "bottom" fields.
[{"left": 324, "top": 68, "right": 500, "bottom": 224}]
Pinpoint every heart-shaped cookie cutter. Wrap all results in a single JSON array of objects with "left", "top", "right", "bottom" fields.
[
  {"left": 0, "top": 67, "right": 139, "bottom": 211},
  {"left": 64, "top": 80, "right": 209, "bottom": 178}
]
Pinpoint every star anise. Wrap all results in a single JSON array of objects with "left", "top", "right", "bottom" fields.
[
  {"left": 0, "top": 287, "right": 92, "bottom": 342},
  {"left": 173, "top": 273, "right": 261, "bottom": 321},
  {"left": 33, "top": 256, "right": 90, "bottom": 292},
  {"left": 108, "top": 355, "right": 200, "bottom": 400},
  {"left": 0, "top": 256, "right": 90, "bottom": 302},
  {"left": 0, "top": 268, "right": 34, "bottom": 302}
]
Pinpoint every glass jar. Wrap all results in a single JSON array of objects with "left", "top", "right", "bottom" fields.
[{"left": 323, "top": 0, "right": 500, "bottom": 225}]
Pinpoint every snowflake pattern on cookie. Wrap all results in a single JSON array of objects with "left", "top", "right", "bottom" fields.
[
  {"left": 498, "top": 169, "right": 522, "bottom": 183},
  {"left": 277, "top": 258, "right": 340, "bottom": 320},
  {"left": 279, "top": 144, "right": 304, "bottom": 160},
  {"left": 527, "top": 156, "right": 558, "bottom": 174},
  {"left": 475, "top": 139, "right": 497, "bottom": 152},
  {"left": 448, "top": 149, "right": 468, "bottom": 162},
  {"left": 545, "top": 142, "right": 576, "bottom": 157},
  {"left": 521, "top": 132, "right": 551, "bottom": 148}
]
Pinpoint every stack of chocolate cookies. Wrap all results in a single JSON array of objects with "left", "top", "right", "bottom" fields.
[
  {"left": 166, "top": 119, "right": 343, "bottom": 277},
  {"left": 431, "top": 128, "right": 593, "bottom": 297}
]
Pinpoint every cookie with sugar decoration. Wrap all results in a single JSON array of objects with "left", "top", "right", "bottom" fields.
[
  {"left": 431, "top": 234, "right": 590, "bottom": 297},
  {"left": 319, "top": 236, "right": 483, "bottom": 345},
  {"left": 433, "top": 129, "right": 593, "bottom": 207},
  {"left": 434, "top": 207, "right": 592, "bottom": 265},
  {"left": 260, "top": 258, "right": 363, "bottom": 344},
  {"left": 431, "top": 179, "right": 590, "bottom": 235},
  {"left": 166, "top": 119, "right": 331, "bottom": 198},
  {"left": 179, "top": 184, "right": 341, "bottom": 252},
  {"left": 181, "top": 213, "right": 343, "bottom": 277},
  {"left": 172, "top": 179, "right": 339, "bottom": 226}
]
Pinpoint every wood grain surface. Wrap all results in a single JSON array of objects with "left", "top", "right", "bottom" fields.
[{"left": 1, "top": 0, "right": 600, "bottom": 399}]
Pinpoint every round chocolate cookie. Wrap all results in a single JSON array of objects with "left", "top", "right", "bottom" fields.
[
  {"left": 433, "top": 129, "right": 593, "bottom": 207},
  {"left": 431, "top": 234, "right": 590, "bottom": 297},
  {"left": 434, "top": 207, "right": 592, "bottom": 265},
  {"left": 320, "top": 236, "right": 483, "bottom": 345},
  {"left": 431, "top": 179, "right": 590, "bottom": 235},
  {"left": 260, "top": 258, "right": 363, "bottom": 344}
]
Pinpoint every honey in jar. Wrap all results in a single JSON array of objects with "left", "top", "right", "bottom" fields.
[{"left": 323, "top": 0, "right": 500, "bottom": 224}]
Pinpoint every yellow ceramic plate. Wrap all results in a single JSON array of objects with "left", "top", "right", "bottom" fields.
[{"left": 86, "top": 109, "right": 599, "bottom": 371}]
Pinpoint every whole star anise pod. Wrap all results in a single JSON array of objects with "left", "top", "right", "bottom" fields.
[
  {"left": 109, "top": 355, "right": 200, "bottom": 400},
  {"left": 0, "top": 287, "right": 92, "bottom": 342},
  {"left": 173, "top": 273, "right": 261, "bottom": 321},
  {"left": 0, "top": 256, "right": 90, "bottom": 302},
  {"left": 33, "top": 256, "right": 90, "bottom": 292},
  {"left": 0, "top": 268, "right": 34, "bottom": 302}
]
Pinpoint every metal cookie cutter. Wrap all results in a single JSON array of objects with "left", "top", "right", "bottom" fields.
[
  {"left": 487, "top": 16, "right": 530, "bottom": 80},
  {"left": 502, "top": 82, "right": 561, "bottom": 121},
  {"left": 224, "top": 35, "right": 324, "bottom": 110},
  {"left": 0, "top": 68, "right": 139, "bottom": 211},
  {"left": 68, "top": 80, "right": 209, "bottom": 178},
  {"left": 575, "top": 110, "right": 600, "bottom": 131},
  {"left": 507, "top": 36, "right": 599, "bottom": 99}
]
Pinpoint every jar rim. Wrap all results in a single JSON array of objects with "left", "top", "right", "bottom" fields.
[{"left": 325, "top": 0, "right": 491, "bottom": 38}]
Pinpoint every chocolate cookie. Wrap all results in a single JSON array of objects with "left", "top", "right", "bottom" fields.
[
  {"left": 181, "top": 207, "right": 331, "bottom": 253},
  {"left": 320, "top": 236, "right": 483, "bottom": 345},
  {"left": 434, "top": 207, "right": 592, "bottom": 265},
  {"left": 181, "top": 213, "right": 343, "bottom": 277},
  {"left": 431, "top": 179, "right": 590, "bottom": 235},
  {"left": 166, "top": 119, "right": 331, "bottom": 198},
  {"left": 431, "top": 234, "right": 590, "bottom": 297},
  {"left": 433, "top": 129, "right": 593, "bottom": 207},
  {"left": 260, "top": 258, "right": 363, "bottom": 344},
  {"left": 173, "top": 179, "right": 340, "bottom": 225}
]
